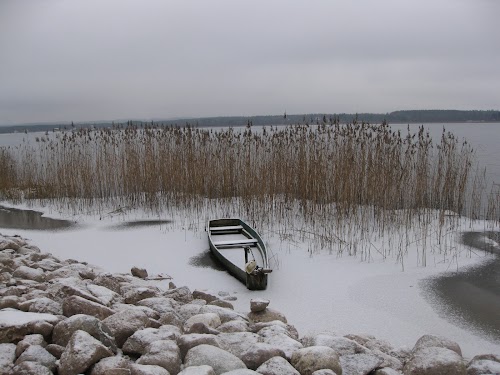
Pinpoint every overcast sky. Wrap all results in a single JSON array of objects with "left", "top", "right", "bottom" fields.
[{"left": 0, "top": 0, "right": 499, "bottom": 125}]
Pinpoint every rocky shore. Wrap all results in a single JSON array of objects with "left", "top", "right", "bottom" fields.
[{"left": 1, "top": 234, "right": 499, "bottom": 375}]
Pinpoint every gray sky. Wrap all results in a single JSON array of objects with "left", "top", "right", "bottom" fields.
[{"left": 0, "top": 0, "right": 499, "bottom": 125}]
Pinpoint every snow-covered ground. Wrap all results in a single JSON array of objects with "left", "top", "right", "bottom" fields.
[{"left": 1, "top": 201, "right": 499, "bottom": 359}]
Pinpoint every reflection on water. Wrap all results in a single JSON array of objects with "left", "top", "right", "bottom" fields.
[
  {"left": 0, "top": 205, "right": 75, "bottom": 231},
  {"left": 422, "top": 232, "right": 500, "bottom": 342}
]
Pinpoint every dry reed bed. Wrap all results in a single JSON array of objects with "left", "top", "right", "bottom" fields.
[{"left": 0, "top": 122, "right": 498, "bottom": 262}]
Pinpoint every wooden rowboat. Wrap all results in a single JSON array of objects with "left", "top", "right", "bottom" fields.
[{"left": 207, "top": 218, "right": 272, "bottom": 290}]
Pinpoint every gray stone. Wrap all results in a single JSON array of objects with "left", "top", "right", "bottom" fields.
[
  {"left": 221, "top": 371, "right": 259, "bottom": 375},
  {"left": 15, "top": 344, "right": 57, "bottom": 372},
  {"left": 178, "top": 333, "right": 221, "bottom": 360},
  {"left": 466, "top": 359, "right": 500, "bottom": 375},
  {"left": 412, "top": 334, "right": 462, "bottom": 356},
  {"left": 184, "top": 345, "right": 247, "bottom": 375},
  {"left": 114, "top": 303, "right": 161, "bottom": 320},
  {"left": 240, "top": 343, "right": 286, "bottom": 370},
  {"left": 309, "top": 334, "right": 366, "bottom": 356},
  {"left": 87, "top": 283, "right": 123, "bottom": 306},
  {"left": 217, "top": 332, "right": 260, "bottom": 358},
  {"left": 12, "top": 265, "right": 45, "bottom": 282},
  {"left": 131, "top": 266, "right": 149, "bottom": 279},
  {"left": 340, "top": 353, "right": 384, "bottom": 375},
  {"left": 45, "top": 344, "right": 64, "bottom": 359},
  {"left": 0, "top": 309, "right": 58, "bottom": 343},
  {"left": 250, "top": 299, "right": 269, "bottom": 313},
  {"left": 137, "top": 297, "right": 179, "bottom": 315},
  {"left": 199, "top": 305, "right": 248, "bottom": 324},
  {"left": 311, "top": 371, "right": 338, "bottom": 375},
  {"left": 24, "top": 297, "right": 62, "bottom": 315},
  {"left": 178, "top": 365, "right": 216, "bottom": 375},
  {"left": 260, "top": 332, "right": 303, "bottom": 361},
  {"left": 136, "top": 340, "right": 181, "bottom": 375},
  {"left": 403, "top": 346, "right": 466, "bottom": 375},
  {"left": 218, "top": 320, "right": 249, "bottom": 333},
  {"left": 93, "top": 273, "right": 123, "bottom": 294},
  {"left": 208, "top": 299, "right": 234, "bottom": 310},
  {"left": 102, "top": 308, "right": 152, "bottom": 347},
  {"left": 255, "top": 356, "right": 300, "bottom": 375},
  {"left": 10, "top": 361, "right": 54, "bottom": 375},
  {"left": 0, "top": 343, "right": 16, "bottom": 372},
  {"left": 58, "top": 330, "right": 114, "bottom": 375},
  {"left": 15, "top": 333, "right": 46, "bottom": 357},
  {"left": 124, "top": 287, "right": 161, "bottom": 304},
  {"left": 247, "top": 308, "right": 287, "bottom": 324},
  {"left": 373, "top": 369, "right": 402, "bottom": 375},
  {"left": 89, "top": 355, "right": 132, "bottom": 375},
  {"left": 129, "top": 363, "right": 170, "bottom": 375},
  {"left": 123, "top": 325, "right": 182, "bottom": 355},
  {"left": 52, "top": 314, "right": 117, "bottom": 352},
  {"left": 164, "top": 286, "right": 193, "bottom": 304},
  {"left": 158, "top": 311, "right": 183, "bottom": 329},
  {"left": 62, "top": 296, "right": 115, "bottom": 320},
  {"left": 291, "top": 346, "right": 342, "bottom": 375},
  {"left": 184, "top": 313, "right": 221, "bottom": 332},
  {"left": 193, "top": 290, "right": 218, "bottom": 303}
]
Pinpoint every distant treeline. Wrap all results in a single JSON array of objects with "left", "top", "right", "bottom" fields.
[{"left": 1, "top": 109, "right": 499, "bottom": 134}]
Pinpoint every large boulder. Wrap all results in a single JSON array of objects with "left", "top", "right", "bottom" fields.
[
  {"left": 199, "top": 305, "right": 247, "bottom": 324},
  {"left": 184, "top": 344, "right": 247, "bottom": 375},
  {"left": 255, "top": 356, "right": 300, "bottom": 375},
  {"left": 412, "top": 334, "right": 462, "bottom": 356},
  {"left": 309, "top": 334, "right": 366, "bottom": 356},
  {"left": 89, "top": 355, "right": 132, "bottom": 375},
  {"left": 164, "top": 286, "right": 193, "bottom": 304},
  {"left": 192, "top": 290, "right": 218, "bottom": 303},
  {"left": 62, "top": 295, "right": 115, "bottom": 320},
  {"left": 93, "top": 273, "right": 123, "bottom": 294},
  {"left": 102, "top": 308, "right": 152, "bottom": 347},
  {"left": 0, "top": 309, "right": 58, "bottom": 343},
  {"left": 87, "top": 283, "right": 123, "bottom": 306},
  {"left": 260, "top": 332, "right": 302, "bottom": 360},
  {"left": 123, "top": 325, "right": 182, "bottom": 355},
  {"left": 239, "top": 343, "right": 286, "bottom": 370},
  {"left": 217, "top": 332, "right": 260, "bottom": 358},
  {"left": 22, "top": 297, "right": 62, "bottom": 315},
  {"left": 291, "top": 346, "right": 342, "bottom": 375},
  {"left": 129, "top": 363, "right": 170, "bottom": 375},
  {"left": 15, "top": 333, "right": 47, "bottom": 357},
  {"left": 403, "top": 346, "right": 466, "bottom": 375},
  {"left": 14, "top": 344, "right": 57, "bottom": 372},
  {"left": 12, "top": 265, "right": 45, "bottom": 282},
  {"left": 10, "top": 361, "right": 54, "bottom": 375},
  {"left": 178, "top": 365, "right": 216, "bottom": 375},
  {"left": 136, "top": 339, "right": 181, "bottom": 374},
  {"left": 247, "top": 308, "right": 287, "bottom": 324},
  {"left": 52, "top": 314, "right": 117, "bottom": 352},
  {"left": 124, "top": 287, "right": 161, "bottom": 305},
  {"left": 340, "top": 353, "right": 383, "bottom": 375},
  {"left": 0, "top": 343, "right": 16, "bottom": 372},
  {"left": 137, "top": 297, "right": 179, "bottom": 315},
  {"left": 178, "top": 333, "right": 221, "bottom": 360},
  {"left": 218, "top": 320, "right": 249, "bottom": 333},
  {"left": 466, "top": 358, "right": 500, "bottom": 375},
  {"left": 184, "top": 313, "right": 221, "bottom": 332},
  {"left": 58, "top": 330, "right": 114, "bottom": 375}
]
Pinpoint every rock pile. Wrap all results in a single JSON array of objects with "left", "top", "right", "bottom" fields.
[{"left": 1, "top": 233, "right": 499, "bottom": 375}]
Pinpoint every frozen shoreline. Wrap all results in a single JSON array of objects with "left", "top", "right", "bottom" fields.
[{"left": 0, "top": 201, "right": 499, "bottom": 358}]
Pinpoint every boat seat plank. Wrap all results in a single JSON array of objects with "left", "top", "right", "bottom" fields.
[
  {"left": 210, "top": 225, "right": 243, "bottom": 232},
  {"left": 212, "top": 238, "right": 258, "bottom": 247}
]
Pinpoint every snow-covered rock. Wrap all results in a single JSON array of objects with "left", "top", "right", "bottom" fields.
[
  {"left": 136, "top": 339, "right": 182, "bottom": 374},
  {"left": 239, "top": 342, "right": 286, "bottom": 370},
  {"left": 15, "top": 333, "right": 46, "bottom": 357},
  {"left": 89, "top": 355, "right": 132, "bottom": 375},
  {"left": 123, "top": 325, "right": 182, "bottom": 355},
  {"left": 184, "top": 313, "right": 221, "bottom": 332},
  {"left": 250, "top": 299, "right": 269, "bottom": 313},
  {"left": 178, "top": 333, "right": 221, "bottom": 360},
  {"left": 52, "top": 314, "right": 117, "bottom": 352},
  {"left": 309, "top": 334, "right": 366, "bottom": 356},
  {"left": 291, "top": 346, "right": 342, "bottom": 375},
  {"left": 208, "top": 299, "right": 234, "bottom": 310},
  {"left": 62, "top": 295, "right": 115, "bottom": 320},
  {"left": 255, "top": 356, "right": 300, "bottom": 375},
  {"left": 102, "top": 308, "right": 152, "bottom": 347},
  {"left": 87, "top": 283, "right": 122, "bottom": 306},
  {"left": 131, "top": 266, "right": 148, "bottom": 279},
  {"left": 403, "top": 346, "right": 466, "bottom": 375},
  {"left": 340, "top": 353, "right": 383, "bottom": 375},
  {"left": 137, "top": 297, "right": 179, "bottom": 315},
  {"left": 0, "top": 308, "right": 59, "bottom": 343},
  {"left": 192, "top": 290, "right": 218, "bottom": 303},
  {"left": 184, "top": 344, "right": 247, "bottom": 375},
  {"left": 247, "top": 308, "right": 287, "bottom": 324},
  {"left": 260, "top": 331, "right": 303, "bottom": 360},
  {"left": 124, "top": 287, "right": 161, "bottom": 304},
  {"left": 199, "top": 305, "right": 248, "bottom": 324},
  {"left": 178, "top": 365, "right": 216, "bottom": 375},
  {"left": 0, "top": 343, "right": 16, "bottom": 372},
  {"left": 10, "top": 361, "right": 54, "bottom": 375},
  {"left": 58, "top": 330, "right": 114, "bottom": 375},
  {"left": 411, "top": 334, "right": 462, "bottom": 356},
  {"left": 466, "top": 358, "right": 500, "bottom": 375},
  {"left": 12, "top": 265, "right": 45, "bottom": 282},
  {"left": 311, "top": 370, "right": 338, "bottom": 375},
  {"left": 164, "top": 286, "right": 193, "bottom": 304},
  {"left": 129, "top": 363, "right": 171, "bottom": 375},
  {"left": 217, "top": 332, "right": 260, "bottom": 358},
  {"left": 217, "top": 320, "right": 249, "bottom": 333},
  {"left": 20, "top": 297, "right": 62, "bottom": 315},
  {"left": 220, "top": 370, "right": 259, "bottom": 375},
  {"left": 15, "top": 344, "right": 57, "bottom": 372}
]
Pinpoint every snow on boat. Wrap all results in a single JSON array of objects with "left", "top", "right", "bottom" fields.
[{"left": 207, "top": 218, "right": 272, "bottom": 290}]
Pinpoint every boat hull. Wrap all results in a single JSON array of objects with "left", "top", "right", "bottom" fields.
[{"left": 207, "top": 218, "right": 270, "bottom": 290}]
